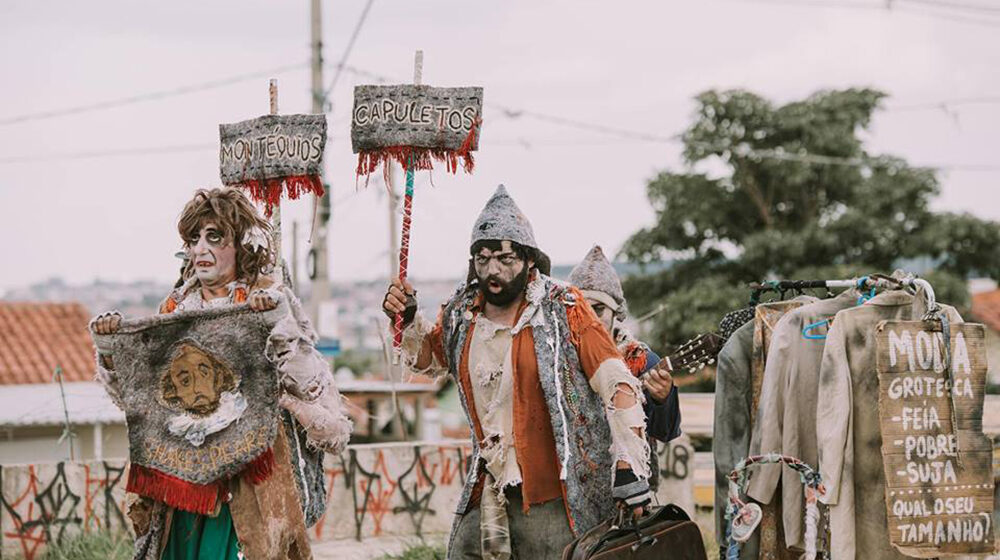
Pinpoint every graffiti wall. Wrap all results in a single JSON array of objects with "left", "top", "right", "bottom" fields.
[{"left": 1, "top": 438, "right": 695, "bottom": 558}]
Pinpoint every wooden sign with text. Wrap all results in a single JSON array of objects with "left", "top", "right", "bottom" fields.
[
  {"left": 351, "top": 84, "right": 482, "bottom": 153},
  {"left": 219, "top": 114, "right": 327, "bottom": 185},
  {"left": 876, "top": 320, "right": 995, "bottom": 557}
]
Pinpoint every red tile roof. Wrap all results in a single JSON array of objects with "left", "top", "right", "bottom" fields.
[
  {"left": 971, "top": 289, "right": 1000, "bottom": 333},
  {"left": 0, "top": 302, "right": 95, "bottom": 385}
]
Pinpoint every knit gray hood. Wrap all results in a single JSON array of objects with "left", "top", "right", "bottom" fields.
[
  {"left": 470, "top": 185, "right": 550, "bottom": 274},
  {"left": 569, "top": 245, "right": 626, "bottom": 318}
]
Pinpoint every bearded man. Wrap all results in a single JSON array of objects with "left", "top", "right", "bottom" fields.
[
  {"left": 92, "top": 187, "right": 352, "bottom": 560},
  {"left": 568, "top": 245, "right": 682, "bottom": 490},
  {"left": 383, "top": 185, "right": 652, "bottom": 560}
]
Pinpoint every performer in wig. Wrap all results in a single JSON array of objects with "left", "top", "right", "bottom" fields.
[{"left": 92, "top": 187, "right": 352, "bottom": 559}]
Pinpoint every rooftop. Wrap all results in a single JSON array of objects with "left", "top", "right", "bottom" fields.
[
  {"left": 972, "top": 289, "right": 1000, "bottom": 333},
  {"left": 0, "top": 301, "right": 95, "bottom": 385}
]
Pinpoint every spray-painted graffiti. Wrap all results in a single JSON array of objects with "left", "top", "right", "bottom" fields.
[
  {"left": 1, "top": 461, "right": 129, "bottom": 560},
  {"left": 2, "top": 439, "right": 693, "bottom": 555},
  {"left": 312, "top": 443, "right": 471, "bottom": 541}
]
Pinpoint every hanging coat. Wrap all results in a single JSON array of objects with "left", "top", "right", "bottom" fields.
[{"left": 816, "top": 289, "right": 962, "bottom": 560}]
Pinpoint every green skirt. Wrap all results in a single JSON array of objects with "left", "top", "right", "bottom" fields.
[{"left": 161, "top": 503, "right": 241, "bottom": 560}]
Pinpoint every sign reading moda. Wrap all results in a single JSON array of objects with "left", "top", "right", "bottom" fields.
[{"left": 876, "top": 320, "right": 995, "bottom": 558}]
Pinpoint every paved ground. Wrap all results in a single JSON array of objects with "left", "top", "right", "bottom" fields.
[{"left": 311, "top": 533, "right": 447, "bottom": 560}]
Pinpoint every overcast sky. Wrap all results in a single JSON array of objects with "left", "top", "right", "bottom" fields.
[{"left": 1, "top": 0, "right": 998, "bottom": 294}]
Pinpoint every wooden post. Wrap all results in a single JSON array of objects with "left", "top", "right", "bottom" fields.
[
  {"left": 392, "top": 50, "right": 423, "bottom": 361},
  {"left": 269, "top": 79, "right": 283, "bottom": 280}
]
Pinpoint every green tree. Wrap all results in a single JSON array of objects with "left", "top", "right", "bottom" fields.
[{"left": 622, "top": 88, "right": 1000, "bottom": 355}]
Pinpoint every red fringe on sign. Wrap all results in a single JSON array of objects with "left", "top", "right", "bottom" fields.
[
  {"left": 356, "top": 117, "right": 481, "bottom": 186},
  {"left": 126, "top": 448, "right": 277, "bottom": 514},
  {"left": 233, "top": 174, "right": 325, "bottom": 217},
  {"left": 242, "top": 446, "right": 276, "bottom": 485},
  {"left": 127, "top": 464, "right": 223, "bottom": 515}
]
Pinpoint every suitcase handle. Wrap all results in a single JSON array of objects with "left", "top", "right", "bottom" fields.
[{"left": 586, "top": 504, "right": 688, "bottom": 556}]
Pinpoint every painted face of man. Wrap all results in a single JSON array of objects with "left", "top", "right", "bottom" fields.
[
  {"left": 187, "top": 222, "right": 237, "bottom": 288},
  {"left": 167, "top": 346, "right": 222, "bottom": 415},
  {"left": 586, "top": 297, "right": 616, "bottom": 333},
  {"left": 473, "top": 240, "right": 531, "bottom": 307}
]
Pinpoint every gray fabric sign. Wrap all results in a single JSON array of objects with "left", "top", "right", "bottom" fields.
[
  {"left": 219, "top": 114, "right": 327, "bottom": 184},
  {"left": 92, "top": 304, "right": 285, "bottom": 485},
  {"left": 351, "top": 85, "right": 483, "bottom": 152}
]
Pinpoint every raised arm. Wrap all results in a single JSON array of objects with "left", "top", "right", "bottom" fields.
[{"left": 383, "top": 278, "right": 449, "bottom": 377}]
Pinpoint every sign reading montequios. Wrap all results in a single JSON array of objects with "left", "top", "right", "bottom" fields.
[
  {"left": 219, "top": 114, "right": 327, "bottom": 185},
  {"left": 876, "top": 320, "right": 995, "bottom": 557}
]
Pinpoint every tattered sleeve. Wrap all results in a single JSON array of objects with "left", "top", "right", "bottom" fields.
[
  {"left": 266, "top": 286, "right": 353, "bottom": 454},
  {"left": 712, "top": 324, "right": 754, "bottom": 552},
  {"left": 816, "top": 316, "right": 852, "bottom": 507},
  {"left": 567, "top": 289, "right": 651, "bottom": 480},
  {"left": 399, "top": 308, "right": 449, "bottom": 378},
  {"left": 746, "top": 317, "right": 794, "bottom": 503}
]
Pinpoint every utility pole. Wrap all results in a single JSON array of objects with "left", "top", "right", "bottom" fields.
[{"left": 308, "top": 0, "right": 331, "bottom": 325}]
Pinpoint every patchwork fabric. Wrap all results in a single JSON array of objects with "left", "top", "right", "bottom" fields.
[{"left": 92, "top": 302, "right": 286, "bottom": 513}]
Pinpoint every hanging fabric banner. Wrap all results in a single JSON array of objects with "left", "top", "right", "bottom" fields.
[
  {"left": 92, "top": 303, "right": 286, "bottom": 515},
  {"left": 876, "top": 320, "right": 995, "bottom": 557},
  {"left": 219, "top": 113, "right": 327, "bottom": 216}
]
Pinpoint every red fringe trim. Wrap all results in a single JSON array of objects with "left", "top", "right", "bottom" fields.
[
  {"left": 242, "top": 446, "right": 276, "bottom": 485},
  {"left": 356, "top": 117, "right": 481, "bottom": 185},
  {"left": 623, "top": 343, "right": 648, "bottom": 377},
  {"left": 127, "top": 464, "right": 222, "bottom": 515},
  {"left": 126, "top": 447, "right": 276, "bottom": 513},
  {"left": 232, "top": 174, "right": 325, "bottom": 217}
]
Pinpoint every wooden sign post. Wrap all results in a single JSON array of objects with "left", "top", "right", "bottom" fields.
[
  {"left": 876, "top": 320, "right": 995, "bottom": 557},
  {"left": 351, "top": 51, "right": 483, "bottom": 355}
]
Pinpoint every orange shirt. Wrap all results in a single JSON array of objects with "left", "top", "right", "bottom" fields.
[{"left": 433, "top": 287, "right": 623, "bottom": 510}]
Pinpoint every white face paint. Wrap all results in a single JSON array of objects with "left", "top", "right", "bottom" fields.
[
  {"left": 586, "top": 296, "right": 616, "bottom": 333},
  {"left": 187, "top": 222, "right": 237, "bottom": 289}
]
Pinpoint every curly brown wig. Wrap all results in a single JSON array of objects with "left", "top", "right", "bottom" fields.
[{"left": 177, "top": 188, "right": 274, "bottom": 285}]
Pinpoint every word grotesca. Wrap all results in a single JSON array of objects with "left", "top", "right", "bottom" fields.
[{"left": 351, "top": 85, "right": 483, "bottom": 153}]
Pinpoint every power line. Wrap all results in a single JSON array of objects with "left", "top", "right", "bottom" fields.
[
  {"left": 900, "top": 0, "right": 1000, "bottom": 15},
  {"left": 0, "top": 143, "right": 214, "bottom": 164},
  {"left": 323, "top": 0, "right": 377, "bottom": 101},
  {"left": 892, "top": 3, "right": 1000, "bottom": 27},
  {"left": 890, "top": 95, "right": 1000, "bottom": 111},
  {"left": 0, "top": 63, "right": 308, "bottom": 127}
]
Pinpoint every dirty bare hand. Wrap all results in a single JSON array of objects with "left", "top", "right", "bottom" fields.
[
  {"left": 382, "top": 278, "right": 417, "bottom": 324},
  {"left": 90, "top": 312, "right": 123, "bottom": 335},
  {"left": 643, "top": 362, "right": 674, "bottom": 402},
  {"left": 249, "top": 290, "right": 278, "bottom": 312}
]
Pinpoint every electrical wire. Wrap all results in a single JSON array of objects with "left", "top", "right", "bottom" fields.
[
  {"left": 0, "top": 143, "right": 215, "bottom": 164},
  {"left": 323, "top": 0, "right": 377, "bottom": 101},
  {"left": 900, "top": 0, "right": 1000, "bottom": 15},
  {"left": 0, "top": 63, "right": 308, "bottom": 127}
]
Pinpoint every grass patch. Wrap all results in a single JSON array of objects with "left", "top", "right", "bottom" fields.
[
  {"left": 377, "top": 543, "right": 447, "bottom": 560},
  {"left": 9, "top": 532, "right": 135, "bottom": 560}
]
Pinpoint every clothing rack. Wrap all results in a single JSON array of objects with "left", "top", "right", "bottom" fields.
[{"left": 748, "top": 275, "right": 936, "bottom": 310}]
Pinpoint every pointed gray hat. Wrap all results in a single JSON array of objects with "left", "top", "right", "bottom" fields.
[
  {"left": 569, "top": 245, "right": 625, "bottom": 309},
  {"left": 470, "top": 185, "right": 551, "bottom": 273}
]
